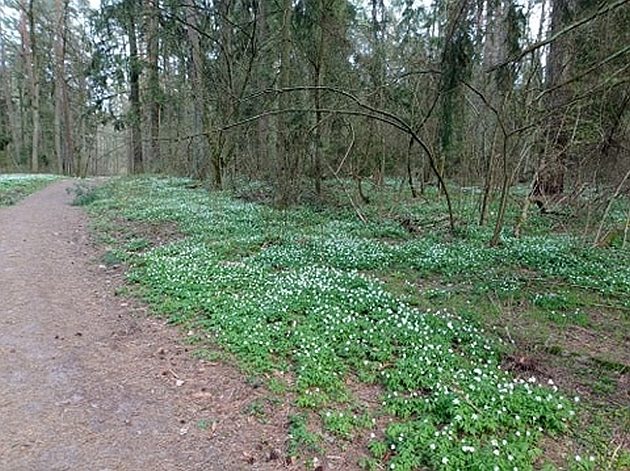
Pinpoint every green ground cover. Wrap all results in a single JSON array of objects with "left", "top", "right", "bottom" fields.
[
  {"left": 0, "top": 174, "right": 60, "bottom": 206},
  {"left": 82, "top": 177, "right": 629, "bottom": 470}
]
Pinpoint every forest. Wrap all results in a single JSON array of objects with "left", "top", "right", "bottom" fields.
[
  {"left": 0, "top": 0, "right": 627, "bottom": 216},
  {"left": 0, "top": 0, "right": 629, "bottom": 469}
]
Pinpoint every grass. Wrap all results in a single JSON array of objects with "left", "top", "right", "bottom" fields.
[
  {"left": 0, "top": 173, "right": 60, "bottom": 206},
  {"left": 82, "top": 177, "right": 629, "bottom": 470}
]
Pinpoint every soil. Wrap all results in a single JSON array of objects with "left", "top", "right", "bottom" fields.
[{"left": 0, "top": 180, "right": 309, "bottom": 470}]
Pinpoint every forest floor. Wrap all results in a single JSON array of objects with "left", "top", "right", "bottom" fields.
[
  {"left": 0, "top": 180, "right": 304, "bottom": 471},
  {"left": 1, "top": 177, "right": 628, "bottom": 471}
]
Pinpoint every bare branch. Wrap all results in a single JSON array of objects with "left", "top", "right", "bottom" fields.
[{"left": 488, "top": 0, "right": 629, "bottom": 71}]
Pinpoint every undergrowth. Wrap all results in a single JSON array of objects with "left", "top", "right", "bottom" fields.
[
  {"left": 0, "top": 174, "right": 60, "bottom": 206},
  {"left": 83, "top": 177, "right": 629, "bottom": 470}
]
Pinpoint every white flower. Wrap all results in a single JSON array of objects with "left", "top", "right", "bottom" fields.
[
  {"left": 441, "top": 457, "right": 449, "bottom": 464},
  {"left": 575, "top": 455, "right": 581, "bottom": 462}
]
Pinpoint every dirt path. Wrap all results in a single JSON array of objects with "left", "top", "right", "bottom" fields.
[{"left": 0, "top": 181, "right": 289, "bottom": 471}]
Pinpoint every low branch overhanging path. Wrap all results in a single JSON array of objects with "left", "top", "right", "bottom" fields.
[{"left": 0, "top": 181, "right": 298, "bottom": 471}]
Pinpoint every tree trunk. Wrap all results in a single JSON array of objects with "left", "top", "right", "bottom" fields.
[
  {"left": 370, "top": 0, "right": 385, "bottom": 187},
  {"left": 479, "top": 0, "right": 510, "bottom": 227},
  {"left": 185, "top": 0, "right": 214, "bottom": 182},
  {"left": 312, "top": 0, "right": 326, "bottom": 197},
  {"left": 21, "top": 3, "right": 40, "bottom": 172},
  {"left": 128, "top": 9, "right": 143, "bottom": 174},
  {"left": 533, "top": 0, "right": 576, "bottom": 206},
  {"left": 145, "top": 0, "right": 160, "bottom": 171},
  {"left": 54, "top": 0, "right": 75, "bottom": 175},
  {"left": 76, "top": 52, "right": 90, "bottom": 177},
  {"left": 255, "top": 0, "right": 273, "bottom": 178},
  {"left": 406, "top": 137, "right": 417, "bottom": 198},
  {"left": 276, "top": 0, "right": 293, "bottom": 203},
  {"left": 54, "top": 85, "right": 63, "bottom": 173}
]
